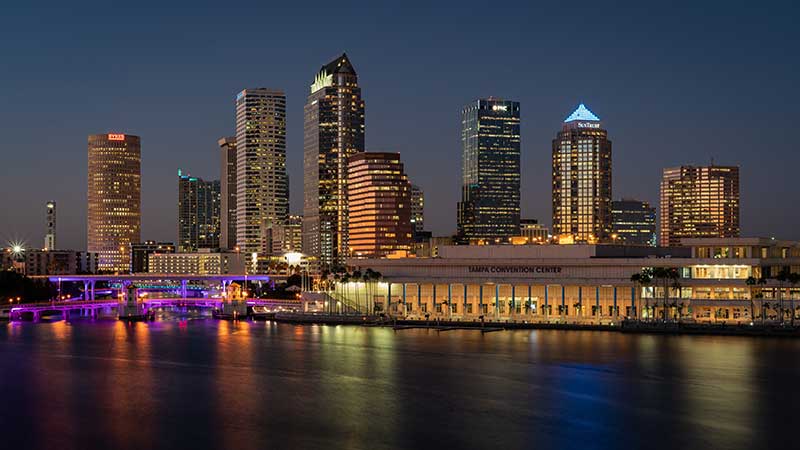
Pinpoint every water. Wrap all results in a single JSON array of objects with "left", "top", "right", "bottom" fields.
[{"left": 1, "top": 317, "right": 799, "bottom": 450}]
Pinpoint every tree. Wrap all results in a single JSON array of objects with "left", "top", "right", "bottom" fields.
[
  {"left": 630, "top": 268, "right": 653, "bottom": 322},
  {"left": 788, "top": 272, "right": 800, "bottom": 326},
  {"left": 775, "top": 269, "right": 791, "bottom": 324}
]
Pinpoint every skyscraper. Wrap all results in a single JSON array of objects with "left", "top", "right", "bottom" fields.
[
  {"left": 87, "top": 133, "right": 141, "bottom": 272},
  {"left": 347, "top": 152, "right": 412, "bottom": 258},
  {"left": 552, "top": 103, "right": 612, "bottom": 243},
  {"left": 235, "top": 89, "right": 288, "bottom": 254},
  {"left": 457, "top": 98, "right": 520, "bottom": 244},
  {"left": 611, "top": 199, "right": 656, "bottom": 246},
  {"left": 218, "top": 136, "right": 237, "bottom": 250},
  {"left": 410, "top": 184, "right": 425, "bottom": 235},
  {"left": 44, "top": 201, "right": 56, "bottom": 250},
  {"left": 303, "top": 53, "right": 365, "bottom": 267},
  {"left": 660, "top": 165, "right": 740, "bottom": 246},
  {"left": 178, "top": 170, "right": 220, "bottom": 252},
  {"left": 271, "top": 215, "right": 303, "bottom": 255}
]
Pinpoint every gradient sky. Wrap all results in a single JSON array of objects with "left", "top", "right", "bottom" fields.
[{"left": 1, "top": 1, "right": 798, "bottom": 250}]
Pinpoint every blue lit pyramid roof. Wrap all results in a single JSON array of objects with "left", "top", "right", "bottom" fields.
[{"left": 564, "top": 103, "right": 600, "bottom": 123}]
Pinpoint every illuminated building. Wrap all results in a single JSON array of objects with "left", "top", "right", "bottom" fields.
[
  {"left": 21, "top": 250, "right": 98, "bottom": 275},
  {"left": 410, "top": 184, "right": 425, "bottom": 235},
  {"left": 235, "top": 89, "right": 288, "bottom": 253},
  {"left": 44, "top": 201, "right": 56, "bottom": 250},
  {"left": 350, "top": 237, "right": 800, "bottom": 324},
  {"left": 87, "top": 133, "right": 141, "bottom": 273},
  {"left": 457, "top": 98, "right": 520, "bottom": 244},
  {"left": 515, "top": 219, "right": 549, "bottom": 244},
  {"left": 552, "top": 103, "right": 612, "bottom": 243},
  {"left": 218, "top": 136, "right": 237, "bottom": 250},
  {"left": 303, "top": 53, "right": 365, "bottom": 267},
  {"left": 148, "top": 250, "right": 244, "bottom": 275},
  {"left": 611, "top": 199, "right": 656, "bottom": 246},
  {"left": 660, "top": 165, "right": 740, "bottom": 246},
  {"left": 347, "top": 152, "right": 412, "bottom": 258},
  {"left": 130, "top": 241, "right": 175, "bottom": 273},
  {"left": 178, "top": 169, "right": 220, "bottom": 252},
  {"left": 271, "top": 215, "right": 303, "bottom": 255}
]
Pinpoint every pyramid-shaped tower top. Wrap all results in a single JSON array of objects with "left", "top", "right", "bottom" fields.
[
  {"left": 564, "top": 103, "right": 600, "bottom": 123},
  {"left": 321, "top": 53, "right": 356, "bottom": 75}
]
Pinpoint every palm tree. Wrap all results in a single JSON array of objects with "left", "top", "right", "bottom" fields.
[
  {"left": 650, "top": 267, "right": 679, "bottom": 323},
  {"left": 775, "top": 269, "right": 791, "bottom": 324},
  {"left": 630, "top": 269, "right": 653, "bottom": 322}
]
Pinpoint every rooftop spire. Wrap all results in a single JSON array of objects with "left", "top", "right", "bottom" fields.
[{"left": 564, "top": 103, "right": 600, "bottom": 123}]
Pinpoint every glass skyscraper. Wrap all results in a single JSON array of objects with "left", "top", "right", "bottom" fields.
[
  {"left": 611, "top": 199, "right": 656, "bottom": 246},
  {"left": 218, "top": 136, "right": 237, "bottom": 251},
  {"left": 303, "top": 53, "right": 365, "bottom": 268},
  {"left": 457, "top": 98, "right": 520, "bottom": 244},
  {"left": 177, "top": 170, "right": 221, "bottom": 252},
  {"left": 552, "top": 104, "right": 612, "bottom": 243}
]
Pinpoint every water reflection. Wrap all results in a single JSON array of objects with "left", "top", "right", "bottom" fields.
[{"left": 2, "top": 320, "right": 800, "bottom": 450}]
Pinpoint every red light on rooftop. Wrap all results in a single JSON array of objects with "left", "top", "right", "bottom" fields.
[{"left": 108, "top": 133, "right": 125, "bottom": 141}]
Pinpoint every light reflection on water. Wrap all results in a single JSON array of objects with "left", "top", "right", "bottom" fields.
[{"left": 2, "top": 317, "right": 800, "bottom": 450}]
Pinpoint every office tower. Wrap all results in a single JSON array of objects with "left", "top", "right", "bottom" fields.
[
  {"left": 130, "top": 241, "right": 175, "bottom": 273},
  {"left": 410, "top": 184, "right": 425, "bottom": 235},
  {"left": 519, "top": 219, "right": 550, "bottom": 243},
  {"left": 456, "top": 98, "right": 521, "bottom": 244},
  {"left": 178, "top": 170, "right": 221, "bottom": 252},
  {"left": 87, "top": 133, "right": 141, "bottom": 273},
  {"left": 552, "top": 103, "right": 612, "bottom": 243},
  {"left": 660, "top": 165, "right": 740, "bottom": 246},
  {"left": 44, "top": 201, "right": 56, "bottom": 250},
  {"left": 611, "top": 199, "right": 656, "bottom": 246},
  {"left": 235, "top": 89, "right": 288, "bottom": 254},
  {"left": 303, "top": 53, "right": 365, "bottom": 267},
  {"left": 347, "top": 152, "right": 412, "bottom": 258},
  {"left": 271, "top": 215, "right": 303, "bottom": 255},
  {"left": 218, "top": 136, "right": 237, "bottom": 250}
]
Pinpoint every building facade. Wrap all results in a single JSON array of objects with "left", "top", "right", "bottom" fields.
[
  {"left": 552, "top": 104, "right": 612, "bottom": 243},
  {"left": 235, "top": 89, "right": 288, "bottom": 254},
  {"left": 660, "top": 165, "right": 740, "bottom": 247},
  {"left": 347, "top": 152, "right": 413, "bottom": 258},
  {"left": 516, "top": 219, "right": 550, "bottom": 243},
  {"left": 23, "top": 250, "right": 98, "bottom": 275},
  {"left": 457, "top": 98, "right": 520, "bottom": 244},
  {"left": 87, "top": 133, "right": 141, "bottom": 273},
  {"left": 218, "top": 136, "right": 237, "bottom": 250},
  {"left": 44, "top": 201, "right": 56, "bottom": 250},
  {"left": 271, "top": 215, "right": 303, "bottom": 255},
  {"left": 303, "top": 53, "right": 365, "bottom": 268},
  {"left": 148, "top": 250, "right": 245, "bottom": 275},
  {"left": 130, "top": 241, "right": 175, "bottom": 273},
  {"left": 410, "top": 184, "right": 425, "bottom": 236},
  {"left": 611, "top": 199, "right": 656, "bottom": 246},
  {"left": 348, "top": 238, "right": 800, "bottom": 324},
  {"left": 178, "top": 170, "right": 220, "bottom": 252}
]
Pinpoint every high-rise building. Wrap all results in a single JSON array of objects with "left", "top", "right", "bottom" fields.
[
  {"left": 611, "top": 199, "right": 656, "bottom": 246},
  {"left": 271, "top": 215, "right": 303, "bottom": 255},
  {"left": 303, "top": 53, "right": 365, "bottom": 268},
  {"left": 660, "top": 165, "right": 740, "bottom": 246},
  {"left": 87, "top": 133, "right": 141, "bottom": 273},
  {"left": 218, "top": 136, "right": 237, "bottom": 250},
  {"left": 178, "top": 170, "right": 220, "bottom": 252},
  {"left": 552, "top": 104, "right": 612, "bottom": 243},
  {"left": 410, "top": 184, "right": 425, "bottom": 235},
  {"left": 130, "top": 241, "right": 175, "bottom": 273},
  {"left": 457, "top": 98, "right": 520, "bottom": 244},
  {"left": 347, "top": 152, "right": 412, "bottom": 258},
  {"left": 44, "top": 201, "right": 56, "bottom": 250},
  {"left": 235, "top": 89, "right": 288, "bottom": 254}
]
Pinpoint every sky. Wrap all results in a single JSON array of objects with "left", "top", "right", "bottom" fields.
[{"left": 0, "top": 1, "right": 798, "bottom": 250}]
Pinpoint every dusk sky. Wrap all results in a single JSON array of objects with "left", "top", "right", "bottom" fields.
[{"left": 1, "top": 1, "right": 798, "bottom": 250}]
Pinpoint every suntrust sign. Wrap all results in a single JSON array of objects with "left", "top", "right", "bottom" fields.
[{"left": 468, "top": 266, "right": 562, "bottom": 274}]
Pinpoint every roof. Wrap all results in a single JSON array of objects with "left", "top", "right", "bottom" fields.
[
  {"left": 564, "top": 103, "right": 600, "bottom": 122},
  {"left": 321, "top": 53, "right": 355, "bottom": 76}
]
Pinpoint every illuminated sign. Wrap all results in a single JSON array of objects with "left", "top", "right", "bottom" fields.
[
  {"left": 108, "top": 133, "right": 125, "bottom": 141},
  {"left": 468, "top": 266, "right": 563, "bottom": 274},
  {"left": 492, "top": 105, "right": 508, "bottom": 112},
  {"left": 577, "top": 122, "right": 600, "bottom": 129}
]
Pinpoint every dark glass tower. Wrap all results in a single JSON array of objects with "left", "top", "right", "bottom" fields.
[
  {"left": 457, "top": 98, "right": 521, "bottom": 244},
  {"left": 178, "top": 170, "right": 221, "bottom": 252},
  {"left": 552, "top": 104, "right": 612, "bottom": 243},
  {"left": 611, "top": 199, "right": 656, "bottom": 246},
  {"left": 303, "top": 53, "right": 365, "bottom": 268}
]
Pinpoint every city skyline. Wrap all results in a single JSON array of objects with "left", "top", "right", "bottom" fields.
[{"left": 1, "top": 3, "right": 798, "bottom": 249}]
